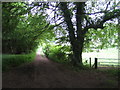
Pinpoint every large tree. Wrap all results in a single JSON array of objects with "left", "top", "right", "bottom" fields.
[
  {"left": 59, "top": 2, "right": 119, "bottom": 66},
  {"left": 41, "top": 0, "right": 120, "bottom": 66}
]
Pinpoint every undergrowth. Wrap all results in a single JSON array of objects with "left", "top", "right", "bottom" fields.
[{"left": 2, "top": 52, "right": 36, "bottom": 72}]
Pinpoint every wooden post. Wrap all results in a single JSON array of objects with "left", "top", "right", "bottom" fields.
[
  {"left": 95, "top": 58, "right": 98, "bottom": 69},
  {"left": 89, "top": 58, "right": 91, "bottom": 67}
]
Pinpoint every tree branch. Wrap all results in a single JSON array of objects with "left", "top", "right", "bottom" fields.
[
  {"left": 105, "top": 1, "right": 111, "bottom": 11},
  {"left": 102, "top": 9, "right": 120, "bottom": 23},
  {"left": 84, "top": 11, "right": 106, "bottom": 15},
  {"left": 83, "top": 9, "right": 120, "bottom": 34}
]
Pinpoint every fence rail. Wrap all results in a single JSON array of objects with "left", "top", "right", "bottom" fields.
[
  {"left": 89, "top": 57, "right": 119, "bottom": 69},
  {"left": 99, "top": 62, "right": 118, "bottom": 63},
  {"left": 98, "top": 58, "right": 120, "bottom": 60}
]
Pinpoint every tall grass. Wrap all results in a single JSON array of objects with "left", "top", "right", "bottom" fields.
[{"left": 2, "top": 52, "right": 36, "bottom": 72}]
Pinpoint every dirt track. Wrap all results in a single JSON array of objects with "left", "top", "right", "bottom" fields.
[{"left": 2, "top": 55, "right": 118, "bottom": 88}]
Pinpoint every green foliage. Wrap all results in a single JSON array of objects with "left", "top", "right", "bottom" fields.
[
  {"left": 43, "top": 44, "right": 71, "bottom": 64},
  {"left": 2, "top": 2, "right": 31, "bottom": 54},
  {"left": 2, "top": 2, "right": 55, "bottom": 54},
  {"left": 42, "top": 44, "right": 92, "bottom": 71},
  {"left": 2, "top": 52, "right": 36, "bottom": 72},
  {"left": 84, "top": 23, "right": 118, "bottom": 52}
]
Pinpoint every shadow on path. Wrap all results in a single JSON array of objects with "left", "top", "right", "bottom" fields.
[{"left": 2, "top": 55, "right": 118, "bottom": 88}]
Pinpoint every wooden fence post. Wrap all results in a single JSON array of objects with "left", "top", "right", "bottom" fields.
[
  {"left": 89, "top": 58, "right": 91, "bottom": 67},
  {"left": 95, "top": 58, "right": 98, "bottom": 69}
]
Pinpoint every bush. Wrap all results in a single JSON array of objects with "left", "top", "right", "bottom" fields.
[
  {"left": 43, "top": 45, "right": 71, "bottom": 64},
  {"left": 2, "top": 52, "right": 36, "bottom": 72},
  {"left": 43, "top": 44, "right": 92, "bottom": 71}
]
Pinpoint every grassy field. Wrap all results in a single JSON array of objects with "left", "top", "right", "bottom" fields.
[
  {"left": 2, "top": 52, "right": 36, "bottom": 72},
  {"left": 82, "top": 48, "right": 119, "bottom": 66}
]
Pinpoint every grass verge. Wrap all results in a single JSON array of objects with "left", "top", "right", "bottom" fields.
[{"left": 2, "top": 52, "right": 36, "bottom": 72}]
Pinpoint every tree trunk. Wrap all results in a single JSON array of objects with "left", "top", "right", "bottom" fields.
[
  {"left": 75, "top": 2, "right": 85, "bottom": 65},
  {"left": 60, "top": 2, "right": 85, "bottom": 66},
  {"left": 71, "top": 37, "right": 84, "bottom": 66}
]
